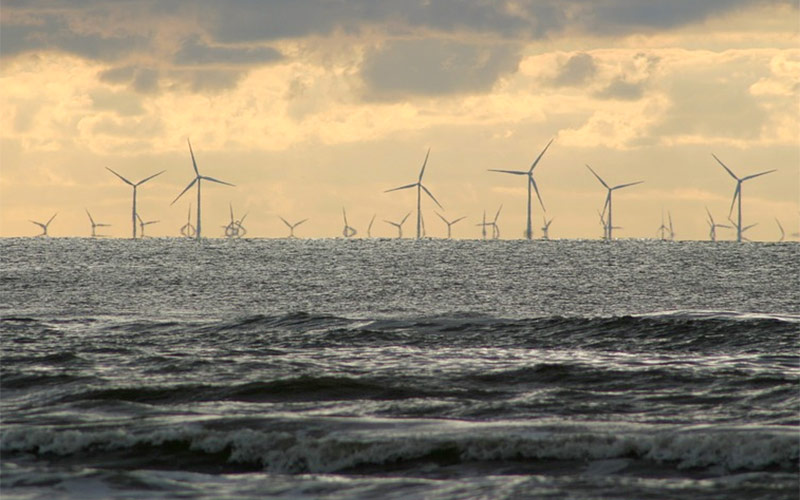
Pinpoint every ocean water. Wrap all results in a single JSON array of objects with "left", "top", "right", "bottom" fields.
[{"left": 1, "top": 238, "right": 798, "bottom": 500}]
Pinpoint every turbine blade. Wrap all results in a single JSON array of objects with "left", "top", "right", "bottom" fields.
[
  {"left": 296, "top": 218, "right": 308, "bottom": 227},
  {"left": 741, "top": 169, "right": 776, "bottom": 181},
  {"left": 435, "top": 211, "right": 448, "bottom": 224},
  {"left": 47, "top": 213, "right": 58, "bottom": 225},
  {"left": 188, "top": 139, "right": 199, "bottom": 176},
  {"left": 171, "top": 178, "right": 198, "bottom": 205},
  {"left": 704, "top": 206, "right": 713, "bottom": 224},
  {"left": 229, "top": 203, "right": 234, "bottom": 221},
  {"left": 201, "top": 175, "right": 235, "bottom": 186},
  {"left": 418, "top": 148, "right": 430, "bottom": 182},
  {"left": 612, "top": 181, "right": 643, "bottom": 190},
  {"left": 239, "top": 213, "right": 248, "bottom": 224},
  {"left": 401, "top": 212, "right": 411, "bottom": 224},
  {"left": 494, "top": 204, "right": 503, "bottom": 222},
  {"left": 136, "top": 213, "right": 143, "bottom": 224},
  {"left": 85, "top": 209, "right": 94, "bottom": 224},
  {"left": 488, "top": 169, "right": 527, "bottom": 175},
  {"left": 529, "top": 138, "right": 554, "bottom": 173},
  {"left": 451, "top": 216, "right": 466, "bottom": 224},
  {"left": 421, "top": 184, "right": 443, "bottom": 209},
  {"left": 135, "top": 170, "right": 165, "bottom": 186},
  {"left": 385, "top": 183, "right": 417, "bottom": 193},
  {"left": 711, "top": 153, "right": 739, "bottom": 180},
  {"left": 530, "top": 178, "right": 545, "bottom": 211},
  {"left": 585, "top": 165, "right": 609, "bottom": 189},
  {"left": 29, "top": 221, "right": 45, "bottom": 229},
  {"left": 727, "top": 185, "right": 740, "bottom": 217},
  {"left": 279, "top": 216, "right": 291, "bottom": 228},
  {"left": 742, "top": 223, "right": 758, "bottom": 232},
  {"left": 342, "top": 208, "right": 348, "bottom": 225},
  {"left": 106, "top": 167, "right": 134, "bottom": 186}
]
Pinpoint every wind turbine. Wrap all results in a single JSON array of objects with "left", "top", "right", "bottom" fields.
[
  {"left": 223, "top": 203, "right": 247, "bottom": 238},
  {"left": 436, "top": 212, "right": 466, "bottom": 239},
  {"left": 705, "top": 207, "right": 731, "bottom": 242},
  {"left": 541, "top": 216, "right": 553, "bottom": 240},
  {"left": 135, "top": 213, "right": 159, "bottom": 238},
  {"left": 490, "top": 205, "right": 503, "bottom": 239},
  {"left": 342, "top": 208, "right": 357, "bottom": 238},
  {"left": 667, "top": 212, "right": 675, "bottom": 241},
  {"left": 180, "top": 204, "right": 196, "bottom": 238},
  {"left": 775, "top": 218, "right": 785, "bottom": 242},
  {"left": 586, "top": 165, "right": 642, "bottom": 240},
  {"left": 367, "top": 214, "right": 376, "bottom": 238},
  {"left": 384, "top": 212, "right": 411, "bottom": 238},
  {"left": 656, "top": 211, "right": 669, "bottom": 240},
  {"left": 279, "top": 216, "right": 308, "bottom": 238},
  {"left": 85, "top": 209, "right": 111, "bottom": 238},
  {"left": 477, "top": 210, "right": 489, "bottom": 240},
  {"left": 712, "top": 154, "right": 776, "bottom": 243},
  {"left": 488, "top": 138, "right": 553, "bottom": 240},
  {"left": 172, "top": 139, "right": 234, "bottom": 239},
  {"left": 29, "top": 213, "right": 57, "bottom": 237},
  {"left": 385, "top": 148, "right": 443, "bottom": 239},
  {"left": 106, "top": 167, "right": 165, "bottom": 238},
  {"left": 737, "top": 221, "right": 758, "bottom": 242}
]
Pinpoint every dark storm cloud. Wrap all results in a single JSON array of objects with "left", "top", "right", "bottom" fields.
[
  {"left": 361, "top": 39, "right": 521, "bottom": 99},
  {"left": 551, "top": 53, "right": 597, "bottom": 87}
]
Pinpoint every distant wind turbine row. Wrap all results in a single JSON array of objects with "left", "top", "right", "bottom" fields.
[{"left": 26, "top": 138, "right": 790, "bottom": 241}]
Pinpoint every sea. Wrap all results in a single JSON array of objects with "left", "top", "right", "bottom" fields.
[{"left": 1, "top": 237, "right": 798, "bottom": 500}]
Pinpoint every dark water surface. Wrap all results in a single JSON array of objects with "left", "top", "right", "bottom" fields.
[{"left": 1, "top": 238, "right": 798, "bottom": 499}]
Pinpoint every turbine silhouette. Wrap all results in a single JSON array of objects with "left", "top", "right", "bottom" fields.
[
  {"left": 279, "top": 216, "right": 308, "bottom": 238},
  {"left": 540, "top": 216, "right": 553, "bottom": 240},
  {"left": 435, "top": 212, "right": 466, "bottom": 239},
  {"left": 712, "top": 154, "right": 775, "bottom": 242},
  {"left": 106, "top": 167, "right": 164, "bottom": 238},
  {"left": 223, "top": 204, "right": 247, "bottom": 238},
  {"left": 180, "top": 204, "right": 197, "bottom": 238},
  {"left": 342, "top": 208, "right": 357, "bottom": 238},
  {"left": 385, "top": 148, "right": 443, "bottom": 239},
  {"left": 586, "top": 165, "right": 642, "bottom": 240},
  {"left": 135, "top": 213, "right": 159, "bottom": 238},
  {"left": 705, "top": 207, "right": 731, "bottom": 242},
  {"left": 85, "top": 209, "right": 111, "bottom": 238},
  {"left": 172, "top": 139, "right": 234, "bottom": 240},
  {"left": 29, "top": 213, "right": 57, "bottom": 237},
  {"left": 488, "top": 138, "right": 553, "bottom": 239},
  {"left": 384, "top": 212, "right": 411, "bottom": 238}
]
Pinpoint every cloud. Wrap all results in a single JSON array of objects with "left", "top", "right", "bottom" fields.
[
  {"left": 361, "top": 39, "right": 521, "bottom": 99},
  {"left": 594, "top": 78, "right": 645, "bottom": 100},
  {"left": 550, "top": 53, "right": 597, "bottom": 86},
  {"left": 173, "top": 37, "right": 283, "bottom": 66}
]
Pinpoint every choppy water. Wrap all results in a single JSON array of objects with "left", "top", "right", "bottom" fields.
[{"left": 1, "top": 238, "right": 798, "bottom": 499}]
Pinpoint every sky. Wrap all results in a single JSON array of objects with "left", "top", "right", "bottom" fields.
[{"left": 1, "top": 0, "right": 798, "bottom": 240}]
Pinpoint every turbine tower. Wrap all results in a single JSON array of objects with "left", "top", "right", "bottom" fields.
[
  {"left": 135, "top": 213, "right": 159, "bottom": 238},
  {"left": 712, "top": 154, "right": 776, "bottom": 242},
  {"left": 342, "top": 208, "right": 357, "bottom": 238},
  {"left": 436, "top": 212, "right": 466, "bottom": 239},
  {"left": 279, "top": 216, "right": 308, "bottom": 238},
  {"left": 477, "top": 210, "right": 490, "bottom": 240},
  {"left": 385, "top": 148, "right": 443, "bottom": 239},
  {"left": 705, "top": 207, "right": 731, "bottom": 242},
  {"left": 541, "top": 216, "right": 553, "bottom": 240},
  {"left": 488, "top": 138, "right": 553, "bottom": 240},
  {"left": 384, "top": 212, "right": 411, "bottom": 239},
  {"left": 586, "top": 165, "right": 642, "bottom": 240},
  {"left": 106, "top": 168, "right": 165, "bottom": 238},
  {"left": 85, "top": 209, "right": 111, "bottom": 238},
  {"left": 180, "top": 204, "right": 196, "bottom": 238},
  {"left": 29, "top": 213, "right": 57, "bottom": 237},
  {"left": 172, "top": 139, "right": 234, "bottom": 240}
]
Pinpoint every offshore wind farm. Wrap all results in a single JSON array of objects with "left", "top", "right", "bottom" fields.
[{"left": 1, "top": 3, "right": 799, "bottom": 500}]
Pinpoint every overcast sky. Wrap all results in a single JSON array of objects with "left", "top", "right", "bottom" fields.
[{"left": 1, "top": 0, "right": 798, "bottom": 239}]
